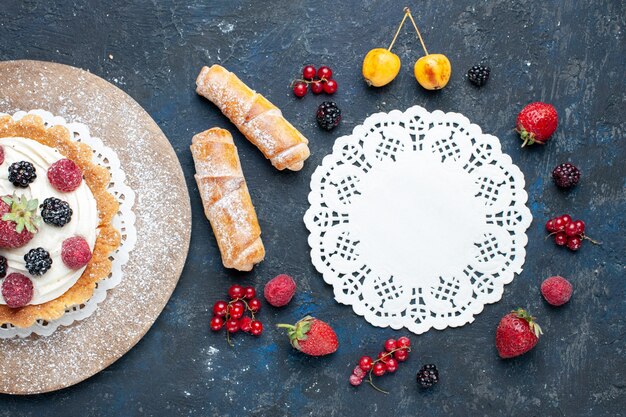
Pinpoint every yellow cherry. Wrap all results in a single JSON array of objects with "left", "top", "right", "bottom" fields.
[
  {"left": 414, "top": 54, "right": 452, "bottom": 90},
  {"left": 362, "top": 48, "right": 401, "bottom": 87}
]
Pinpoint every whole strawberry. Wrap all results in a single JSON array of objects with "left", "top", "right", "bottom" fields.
[
  {"left": 516, "top": 102, "right": 558, "bottom": 146},
  {"left": 495, "top": 308, "right": 542, "bottom": 358},
  {"left": 277, "top": 316, "right": 338, "bottom": 356},
  {"left": 0, "top": 194, "right": 41, "bottom": 249}
]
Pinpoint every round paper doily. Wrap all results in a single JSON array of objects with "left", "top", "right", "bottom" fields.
[
  {"left": 304, "top": 105, "right": 532, "bottom": 334},
  {"left": 0, "top": 109, "right": 137, "bottom": 338}
]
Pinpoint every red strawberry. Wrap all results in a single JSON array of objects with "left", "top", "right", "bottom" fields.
[
  {"left": 516, "top": 102, "right": 558, "bottom": 146},
  {"left": 495, "top": 308, "right": 542, "bottom": 358},
  {"left": 277, "top": 316, "right": 338, "bottom": 356},
  {"left": 541, "top": 276, "right": 573, "bottom": 306},
  {"left": 0, "top": 194, "right": 41, "bottom": 249},
  {"left": 264, "top": 274, "right": 296, "bottom": 307}
]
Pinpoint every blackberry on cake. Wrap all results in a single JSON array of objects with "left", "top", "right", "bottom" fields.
[
  {"left": 40, "top": 197, "right": 73, "bottom": 227},
  {"left": 0, "top": 256, "right": 7, "bottom": 278},
  {"left": 24, "top": 247, "right": 53, "bottom": 276},
  {"left": 8, "top": 160, "right": 37, "bottom": 187}
]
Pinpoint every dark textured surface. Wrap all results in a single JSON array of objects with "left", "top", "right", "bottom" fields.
[{"left": 1, "top": 0, "right": 625, "bottom": 416}]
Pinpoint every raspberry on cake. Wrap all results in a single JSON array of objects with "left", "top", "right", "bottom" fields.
[{"left": 0, "top": 113, "right": 120, "bottom": 328}]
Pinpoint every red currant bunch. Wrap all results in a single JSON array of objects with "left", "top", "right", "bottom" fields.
[
  {"left": 292, "top": 65, "right": 338, "bottom": 97},
  {"left": 349, "top": 336, "right": 411, "bottom": 393},
  {"left": 211, "top": 284, "right": 263, "bottom": 345},
  {"left": 545, "top": 214, "right": 601, "bottom": 251}
]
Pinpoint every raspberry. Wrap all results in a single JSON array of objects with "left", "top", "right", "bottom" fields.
[
  {"left": 264, "top": 274, "right": 296, "bottom": 307},
  {"left": 47, "top": 159, "right": 83, "bottom": 192},
  {"left": 1, "top": 272, "right": 33, "bottom": 308},
  {"left": 0, "top": 146, "right": 4, "bottom": 165},
  {"left": 541, "top": 276, "right": 573, "bottom": 306},
  {"left": 61, "top": 236, "right": 92, "bottom": 269}
]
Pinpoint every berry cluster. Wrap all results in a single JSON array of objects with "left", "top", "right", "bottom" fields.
[
  {"left": 416, "top": 364, "right": 440, "bottom": 388},
  {"left": 467, "top": 64, "right": 490, "bottom": 87},
  {"left": 350, "top": 336, "right": 411, "bottom": 393},
  {"left": 552, "top": 163, "right": 580, "bottom": 189},
  {"left": 316, "top": 101, "right": 342, "bottom": 131},
  {"left": 545, "top": 214, "right": 600, "bottom": 251},
  {"left": 210, "top": 284, "right": 263, "bottom": 345},
  {"left": 292, "top": 65, "right": 338, "bottom": 97}
]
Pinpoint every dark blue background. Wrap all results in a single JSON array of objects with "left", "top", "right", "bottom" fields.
[{"left": 1, "top": 1, "right": 625, "bottom": 416}]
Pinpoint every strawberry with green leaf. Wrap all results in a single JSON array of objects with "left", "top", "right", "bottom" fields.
[
  {"left": 277, "top": 316, "right": 338, "bottom": 356},
  {"left": 0, "top": 194, "right": 41, "bottom": 248},
  {"left": 495, "top": 308, "right": 543, "bottom": 358}
]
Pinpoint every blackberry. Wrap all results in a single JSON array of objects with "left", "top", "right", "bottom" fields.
[
  {"left": 0, "top": 256, "right": 6, "bottom": 278},
  {"left": 40, "top": 197, "right": 73, "bottom": 227},
  {"left": 552, "top": 163, "right": 580, "bottom": 189},
  {"left": 417, "top": 364, "right": 439, "bottom": 388},
  {"left": 24, "top": 247, "right": 52, "bottom": 276},
  {"left": 8, "top": 161, "right": 37, "bottom": 187},
  {"left": 316, "top": 101, "right": 342, "bottom": 131},
  {"left": 467, "top": 64, "right": 490, "bottom": 87}
]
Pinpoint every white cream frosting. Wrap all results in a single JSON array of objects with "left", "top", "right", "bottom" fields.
[{"left": 0, "top": 137, "right": 98, "bottom": 305}]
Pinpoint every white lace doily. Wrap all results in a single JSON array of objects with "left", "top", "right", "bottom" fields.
[
  {"left": 0, "top": 109, "right": 136, "bottom": 338},
  {"left": 304, "top": 106, "right": 532, "bottom": 334}
]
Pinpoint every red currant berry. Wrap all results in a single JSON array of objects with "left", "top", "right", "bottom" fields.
[
  {"left": 238, "top": 316, "right": 252, "bottom": 332},
  {"left": 210, "top": 316, "right": 223, "bottom": 331},
  {"left": 228, "top": 284, "right": 244, "bottom": 299},
  {"left": 229, "top": 303, "right": 245, "bottom": 320},
  {"left": 213, "top": 300, "right": 228, "bottom": 317},
  {"left": 317, "top": 66, "right": 333, "bottom": 80},
  {"left": 378, "top": 351, "right": 390, "bottom": 363},
  {"left": 226, "top": 318, "right": 239, "bottom": 333},
  {"left": 310, "top": 80, "right": 324, "bottom": 94},
  {"left": 560, "top": 214, "right": 572, "bottom": 225},
  {"left": 302, "top": 65, "right": 316, "bottom": 80},
  {"left": 567, "top": 236, "right": 582, "bottom": 251},
  {"left": 293, "top": 82, "right": 307, "bottom": 98},
  {"left": 323, "top": 79, "right": 338, "bottom": 94},
  {"left": 359, "top": 356, "right": 373, "bottom": 371},
  {"left": 565, "top": 222, "right": 579, "bottom": 237},
  {"left": 384, "top": 338, "right": 397, "bottom": 352},
  {"left": 250, "top": 320, "right": 263, "bottom": 336},
  {"left": 545, "top": 219, "right": 557, "bottom": 233},
  {"left": 353, "top": 366, "right": 366, "bottom": 379},
  {"left": 372, "top": 362, "right": 386, "bottom": 377},
  {"left": 554, "top": 217, "right": 566, "bottom": 231},
  {"left": 349, "top": 374, "right": 363, "bottom": 386},
  {"left": 385, "top": 357, "right": 398, "bottom": 373},
  {"left": 394, "top": 349, "right": 408, "bottom": 362},
  {"left": 574, "top": 219, "right": 585, "bottom": 234},
  {"left": 244, "top": 286, "right": 256, "bottom": 299},
  {"left": 397, "top": 336, "right": 411, "bottom": 348},
  {"left": 248, "top": 298, "right": 261, "bottom": 313},
  {"left": 554, "top": 232, "right": 568, "bottom": 246}
]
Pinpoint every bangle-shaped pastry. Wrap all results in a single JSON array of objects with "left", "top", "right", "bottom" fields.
[
  {"left": 196, "top": 64, "right": 310, "bottom": 171},
  {"left": 191, "top": 127, "right": 265, "bottom": 271}
]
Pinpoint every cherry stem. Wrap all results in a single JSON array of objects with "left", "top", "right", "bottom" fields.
[
  {"left": 582, "top": 234, "right": 602, "bottom": 245},
  {"left": 365, "top": 347, "right": 411, "bottom": 394},
  {"left": 404, "top": 7, "right": 429, "bottom": 56},
  {"left": 224, "top": 297, "right": 257, "bottom": 347},
  {"left": 388, "top": 8, "right": 410, "bottom": 51}
]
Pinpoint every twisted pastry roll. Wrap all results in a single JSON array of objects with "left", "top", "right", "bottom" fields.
[
  {"left": 196, "top": 64, "right": 310, "bottom": 171},
  {"left": 191, "top": 127, "right": 265, "bottom": 271}
]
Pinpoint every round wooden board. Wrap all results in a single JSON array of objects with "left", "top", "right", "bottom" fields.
[{"left": 0, "top": 60, "right": 191, "bottom": 394}]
